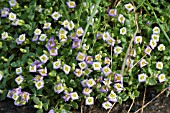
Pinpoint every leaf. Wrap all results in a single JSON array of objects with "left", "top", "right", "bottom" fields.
[
  {"left": 147, "top": 77, "right": 157, "bottom": 86},
  {"left": 11, "top": 62, "right": 18, "bottom": 67},
  {"left": 71, "top": 101, "right": 78, "bottom": 109},
  {"left": 43, "top": 103, "right": 48, "bottom": 111}
]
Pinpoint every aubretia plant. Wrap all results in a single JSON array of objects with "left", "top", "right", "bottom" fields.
[{"left": 0, "top": 0, "right": 170, "bottom": 113}]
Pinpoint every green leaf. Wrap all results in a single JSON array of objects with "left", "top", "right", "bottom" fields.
[
  {"left": 71, "top": 101, "right": 78, "bottom": 109},
  {"left": 43, "top": 103, "right": 48, "bottom": 111},
  {"left": 147, "top": 77, "right": 157, "bottom": 86},
  {"left": 11, "top": 62, "right": 18, "bottom": 67}
]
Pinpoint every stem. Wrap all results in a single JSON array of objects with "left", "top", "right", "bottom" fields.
[
  {"left": 127, "top": 99, "right": 135, "bottom": 113},
  {"left": 80, "top": 0, "right": 101, "bottom": 47},
  {"left": 107, "top": 102, "right": 116, "bottom": 113},
  {"left": 141, "top": 86, "right": 146, "bottom": 113},
  {"left": 134, "top": 88, "right": 167, "bottom": 113},
  {"left": 61, "top": 0, "right": 70, "bottom": 20}
]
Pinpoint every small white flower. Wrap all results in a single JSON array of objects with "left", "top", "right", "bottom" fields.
[
  {"left": 66, "top": 1, "right": 76, "bottom": 8},
  {"left": 67, "top": 20, "right": 75, "bottom": 31},
  {"left": 82, "top": 44, "right": 89, "bottom": 51},
  {"left": 76, "top": 52, "right": 86, "bottom": 61},
  {"left": 102, "top": 32, "right": 110, "bottom": 41},
  {"left": 81, "top": 79, "right": 88, "bottom": 87},
  {"left": 9, "top": 12, "right": 16, "bottom": 21},
  {"left": 138, "top": 73, "right": 147, "bottom": 82},
  {"left": 126, "top": 58, "right": 134, "bottom": 68},
  {"left": 53, "top": 60, "right": 61, "bottom": 69},
  {"left": 103, "top": 78, "right": 112, "bottom": 86},
  {"left": 39, "top": 34, "right": 47, "bottom": 41},
  {"left": 29, "top": 65, "right": 36, "bottom": 72},
  {"left": 130, "top": 49, "right": 136, "bottom": 57},
  {"left": 144, "top": 46, "right": 152, "bottom": 56},
  {"left": 39, "top": 54, "right": 49, "bottom": 63},
  {"left": 114, "top": 83, "right": 123, "bottom": 92},
  {"left": 139, "top": 59, "right": 148, "bottom": 68},
  {"left": 70, "top": 92, "right": 79, "bottom": 100},
  {"left": 43, "top": 22, "right": 51, "bottom": 29},
  {"left": 108, "top": 90, "right": 117, "bottom": 102},
  {"left": 120, "top": 27, "right": 127, "bottom": 35},
  {"left": 51, "top": 11, "right": 62, "bottom": 21},
  {"left": 124, "top": 3, "right": 134, "bottom": 12},
  {"left": 85, "top": 97, "right": 94, "bottom": 105},
  {"left": 59, "top": 27, "right": 68, "bottom": 35},
  {"left": 59, "top": 34, "right": 67, "bottom": 42},
  {"left": 102, "top": 101, "right": 112, "bottom": 110},
  {"left": 114, "top": 46, "right": 123, "bottom": 55},
  {"left": 15, "top": 75, "right": 24, "bottom": 85},
  {"left": 118, "top": 14, "right": 125, "bottom": 24},
  {"left": 149, "top": 39, "right": 157, "bottom": 49},
  {"left": 63, "top": 64, "right": 71, "bottom": 74},
  {"left": 12, "top": 93, "right": 19, "bottom": 101},
  {"left": 35, "top": 80, "right": 44, "bottom": 90},
  {"left": 90, "top": 5, "right": 98, "bottom": 15},
  {"left": 151, "top": 34, "right": 159, "bottom": 42},
  {"left": 62, "top": 19, "right": 70, "bottom": 28},
  {"left": 78, "top": 62, "right": 87, "bottom": 69},
  {"left": 74, "top": 68, "right": 83, "bottom": 77},
  {"left": 158, "top": 44, "right": 165, "bottom": 51},
  {"left": 92, "top": 62, "right": 101, "bottom": 71},
  {"left": 76, "top": 27, "right": 84, "bottom": 37},
  {"left": 134, "top": 36, "right": 142, "bottom": 44},
  {"left": 1, "top": 32, "right": 8, "bottom": 40},
  {"left": 102, "top": 66, "right": 112, "bottom": 76},
  {"left": 16, "top": 67, "right": 22, "bottom": 75},
  {"left": 156, "top": 61, "right": 163, "bottom": 70},
  {"left": 86, "top": 78, "right": 96, "bottom": 88},
  {"left": 95, "top": 54, "right": 102, "bottom": 61},
  {"left": 158, "top": 74, "right": 166, "bottom": 83},
  {"left": 18, "top": 34, "right": 26, "bottom": 42},
  {"left": 54, "top": 83, "right": 64, "bottom": 94},
  {"left": 34, "top": 28, "right": 42, "bottom": 35},
  {"left": 152, "top": 26, "right": 160, "bottom": 34}
]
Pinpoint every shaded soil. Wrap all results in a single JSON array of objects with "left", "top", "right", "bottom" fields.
[{"left": 0, "top": 88, "right": 170, "bottom": 113}]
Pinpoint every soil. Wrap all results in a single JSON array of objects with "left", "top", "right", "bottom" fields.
[{"left": 0, "top": 87, "right": 170, "bottom": 113}]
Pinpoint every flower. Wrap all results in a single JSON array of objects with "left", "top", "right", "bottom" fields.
[
  {"left": 18, "top": 34, "right": 26, "bottom": 42},
  {"left": 81, "top": 79, "right": 88, "bottom": 87},
  {"left": 53, "top": 60, "right": 61, "bottom": 69},
  {"left": 54, "top": 83, "right": 64, "bottom": 94},
  {"left": 15, "top": 75, "right": 24, "bottom": 85},
  {"left": 39, "top": 54, "right": 49, "bottom": 63},
  {"left": 38, "top": 67, "right": 47, "bottom": 76},
  {"left": 92, "top": 62, "right": 101, "bottom": 71},
  {"left": 51, "top": 11, "right": 62, "bottom": 21},
  {"left": 108, "top": 90, "right": 117, "bottom": 102},
  {"left": 62, "top": 92, "right": 71, "bottom": 102},
  {"left": 114, "top": 73, "right": 123, "bottom": 83},
  {"left": 134, "top": 36, "right": 142, "bottom": 44},
  {"left": 62, "top": 19, "right": 70, "bottom": 28},
  {"left": 70, "top": 92, "right": 79, "bottom": 100},
  {"left": 156, "top": 61, "right": 163, "bottom": 70},
  {"left": 100, "top": 85, "right": 108, "bottom": 92},
  {"left": 43, "top": 22, "right": 51, "bottom": 29},
  {"left": 120, "top": 27, "right": 127, "bottom": 35},
  {"left": 102, "top": 101, "right": 112, "bottom": 110},
  {"left": 76, "top": 27, "right": 84, "bottom": 37},
  {"left": 78, "top": 62, "right": 87, "bottom": 69},
  {"left": 47, "top": 37, "right": 55, "bottom": 47},
  {"left": 149, "top": 39, "right": 157, "bottom": 49},
  {"left": 48, "top": 109, "right": 55, "bottom": 113},
  {"left": 139, "top": 59, "right": 148, "bottom": 68},
  {"left": 20, "top": 92, "right": 30, "bottom": 102},
  {"left": 35, "top": 80, "right": 44, "bottom": 90},
  {"left": 67, "top": 20, "right": 75, "bottom": 31},
  {"left": 1, "top": 32, "right": 8, "bottom": 40},
  {"left": 72, "top": 38, "right": 81, "bottom": 49},
  {"left": 11, "top": 19, "right": 19, "bottom": 26},
  {"left": 29, "top": 65, "right": 36, "bottom": 72},
  {"left": 138, "top": 73, "right": 147, "bottom": 82},
  {"left": 34, "top": 28, "right": 42, "bottom": 36},
  {"left": 104, "top": 57, "right": 111, "bottom": 65},
  {"left": 9, "top": 12, "right": 16, "bottom": 21},
  {"left": 66, "top": 1, "right": 76, "bottom": 8},
  {"left": 108, "top": 9, "right": 117, "bottom": 17},
  {"left": 158, "top": 44, "right": 165, "bottom": 51},
  {"left": 106, "top": 37, "right": 115, "bottom": 46},
  {"left": 96, "top": 33, "right": 102, "bottom": 39},
  {"left": 95, "top": 54, "right": 102, "bottom": 61},
  {"left": 151, "top": 34, "right": 159, "bottom": 42},
  {"left": 76, "top": 52, "right": 86, "bottom": 61},
  {"left": 74, "top": 68, "right": 83, "bottom": 77},
  {"left": 114, "top": 83, "right": 123, "bottom": 92},
  {"left": 39, "top": 34, "right": 47, "bottom": 41},
  {"left": 118, "top": 14, "right": 125, "bottom": 24},
  {"left": 144, "top": 46, "right": 152, "bottom": 56},
  {"left": 32, "top": 60, "right": 43, "bottom": 68},
  {"left": 16, "top": 67, "right": 22, "bottom": 75},
  {"left": 63, "top": 64, "right": 71, "bottom": 74},
  {"left": 86, "top": 78, "right": 96, "bottom": 88},
  {"left": 69, "top": 32, "right": 78, "bottom": 40},
  {"left": 102, "top": 32, "right": 110, "bottom": 41},
  {"left": 33, "top": 75, "right": 44, "bottom": 82},
  {"left": 32, "top": 35, "right": 39, "bottom": 42},
  {"left": 103, "top": 78, "right": 112, "bottom": 86},
  {"left": 9, "top": 0, "right": 17, "bottom": 7},
  {"left": 82, "top": 44, "right": 90, "bottom": 51},
  {"left": 124, "top": 3, "right": 134, "bottom": 12},
  {"left": 59, "top": 27, "right": 68, "bottom": 35},
  {"left": 85, "top": 97, "right": 94, "bottom": 105},
  {"left": 130, "top": 49, "right": 136, "bottom": 57},
  {"left": 48, "top": 47, "right": 58, "bottom": 56},
  {"left": 152, "top": 26, "right": 160, "bottom": 34},
  {"left": 12, "top": 92, "right": 20, "bottom": 101},
  {"left": 1, "top": 8, "right": 9, "bottom": 17},
  {"left": 126, "top": 58, "right": 134, "bottom": 68},
  {"left": 58, "top": 34, "right": 67, "bottom": 42},
  {"left": 102, "top": 66, "right": 112, "bottom": 76},
  {"left": 158, "top": 74, "right": 166, "bottom": 83},
  {"left": 114, "top": 46, "right": 123, "bottom": 55},
  {"left": 85, "top": 56, "right": 93, "bottom": 64},
  {"left": 82, "top": 88, "right": 92, "bottom": 96}
]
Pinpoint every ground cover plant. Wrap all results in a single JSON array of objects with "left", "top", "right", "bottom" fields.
[{"left": 0, "top": 0, "right": 170, "bottom": 113}]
